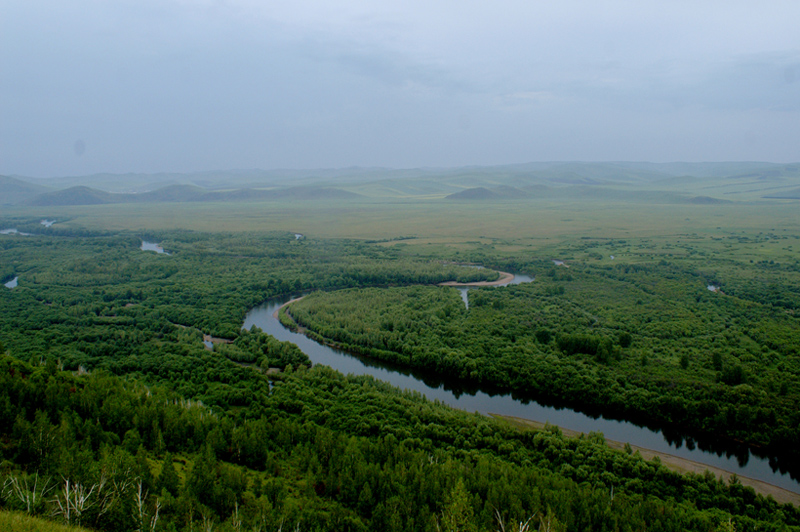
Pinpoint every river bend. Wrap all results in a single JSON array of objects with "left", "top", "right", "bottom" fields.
[{"left": 243, "top": 288, "right": 800, "bottom": 494}]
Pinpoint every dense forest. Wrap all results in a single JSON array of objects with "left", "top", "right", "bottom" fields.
[
  {"left": 2, "top": 353, "right": 799, "bottom": 531},
  {"left": 285, "top": 253, "right": 800, "bottom": 470},
  {"left": 1, "top": 221, "right": 799, "bottom": 530}
]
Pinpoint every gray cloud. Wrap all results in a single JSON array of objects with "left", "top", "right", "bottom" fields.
[{"left": 2, "top": 0, "right": 799, "bottom": 176}]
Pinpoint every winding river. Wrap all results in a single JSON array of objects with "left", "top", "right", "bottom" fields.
[{"left": 243, "top": 279, "right": 800, "bottom": 494}]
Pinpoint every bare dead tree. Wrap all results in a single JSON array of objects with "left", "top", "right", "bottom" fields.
[
  {"left": 133, "top": 479, "right": 161, "bottom": 532},
  {"left": 201, "top": 508, "right": 215, "bottom": 532},
  {"left": 249, "top": 503, "right": 270, "bottom": 532},
  {"left": 50, "top": 473, "right": 125, "bottom": 526},
  {"left": 494, "top": 507, "right": 536, "bottom": 532},
  {"left": 51, "top": 478, "right": 96, "bottom": 524},
  {"left": 537, "top": 508, "right": 563, "bottom": 532},
  {"left": 231, "top": 502, "right": 242, "bottom": 532},
  {"left": 2, "top": 473, "right": 54, "bottom": 514}
]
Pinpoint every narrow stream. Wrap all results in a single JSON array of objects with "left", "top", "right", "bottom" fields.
[{"left": 243, "top": 285, "right": 800, "bottom": 494}]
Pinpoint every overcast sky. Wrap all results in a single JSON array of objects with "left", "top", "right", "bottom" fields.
[{"left": 2, "top": 1, "right": 799, "bottom": 177}]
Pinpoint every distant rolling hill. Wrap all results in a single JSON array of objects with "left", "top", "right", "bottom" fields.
[
  {"left": 728, "top": 164, "right": 800, "bottom": 181},
  {"left": 9, "top": 161, "right": 800, "bottom": 206},
  {"left": 29, "top": 186, "right": 116, "bottom": 206},
  {"left": 135, "top": 184, "right": 209, "bottom": 202},
  {"left": 446, "top": 186, "right": 530, "bottom": 200},
  {"left": 686, "top": 195, "right": 733, "bottom": 204},
  {"left": 25, "top": 184, "right": 360, "bottom": 206},
  {"left": 0, "top": 175, "right": 53, "bottom": 205},
  {"left": 261, "top": 186, "right": 360, "bottom": 200},
  {"left": 763, "top": 188, "right": 800, "bottom": 200},
  {"left": 445, "top": 184, "right": 732, "bottom": 204},
  {"left": 446, "top": 187, "right": 496, "bottom": 200}
]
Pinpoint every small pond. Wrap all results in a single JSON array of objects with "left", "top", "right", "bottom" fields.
[
  {"left": 4, "top": 277, "right": 18, "bottom": 289},
  {"left": 0, "top": 229, "right": 33, "bottom": 236},
  {"left": 140, "top": 241, "right": 169, "bottom": 254}
]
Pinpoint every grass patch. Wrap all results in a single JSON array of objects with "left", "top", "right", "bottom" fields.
[{"left": 0, "top": 511, "right": 92, "bottom": 532}]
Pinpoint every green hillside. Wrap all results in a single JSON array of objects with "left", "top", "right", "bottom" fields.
[
  {"left": 24, "top": 184, "right": 360, "bottom": 206},
  {"left": 27, "top": 186, "right": 116, "bottom": 206},
  {"left": 0, "top": 176, "right": 53, "bottom": 205}
]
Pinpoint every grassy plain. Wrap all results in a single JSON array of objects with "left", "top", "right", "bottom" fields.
[
  {"left": 6, "top": 199, "right": 798, "bottom": 301},
  {"left": 6, "top": 196, "right": 799, "bottom": 242}
]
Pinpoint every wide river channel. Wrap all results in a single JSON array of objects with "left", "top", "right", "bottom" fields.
[{"left": 243, "top": 277, "right": 800, "bottom": 494}]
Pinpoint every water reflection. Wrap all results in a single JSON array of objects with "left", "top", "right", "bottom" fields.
[
  {"left": 0, "top": 229, "right": 33, "bottom": 236},
  {"left": 243, "top": 290, "right": 800, "bottom": 494},
  {"left": 140, "top": 241, "right": 169, "bottom": 254},
  {"left": 455, "top": 273, "right": 535, "bottom": 308}
]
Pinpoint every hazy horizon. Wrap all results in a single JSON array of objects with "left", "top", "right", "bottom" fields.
[{"left": 9, "top": 160, "right": 798, "bottom": 183}]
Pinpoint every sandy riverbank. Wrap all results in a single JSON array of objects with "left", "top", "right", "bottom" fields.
[
  {"left": 439, "top": 271, "right": 515, "bottom": 287},
  {"left": 491, "top": 413, "right": 799, "bottom": 506},
  {"left": 273, "top": 296, "right": 305, "bottom": 318}
]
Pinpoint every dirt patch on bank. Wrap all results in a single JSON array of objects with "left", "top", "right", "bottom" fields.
[
  {"left": 439, "top": 271, "right": 515, "bottom": 287},
  {"left": 203, "top": 334, "right": 232, "bottom": 348},
  {"left": 273, "top": 296, "right": 305, "bottom": 319},
  {"left": 491, "top": 414, "right": 799, "bottom": 506},
  {"left": 171, "top": 322, "right": 233, "bottom": 350}
]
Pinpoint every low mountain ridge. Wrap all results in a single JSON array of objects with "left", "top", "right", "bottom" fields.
[
  {"left": 25, "top": 184, "right": 360, "bottom": 206},
  {"left": 0, "top": 175, "right": 53, "bottom": 205},
  {"left": 29, "top": 185, "right": 116, "bottom": 206},
  {"left": 446, "top": 186, "right": 530, "bottom": 200},
  {"left": 9, "top": 161, "right": 800, "bottom": 205},
  {"left": 763, "top": 187, "right": 800, "bottom": 199}
]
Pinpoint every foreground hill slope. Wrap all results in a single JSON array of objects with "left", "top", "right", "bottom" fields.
[{"left": 0, "top": 511, "right": 92, "bottom": 532}]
